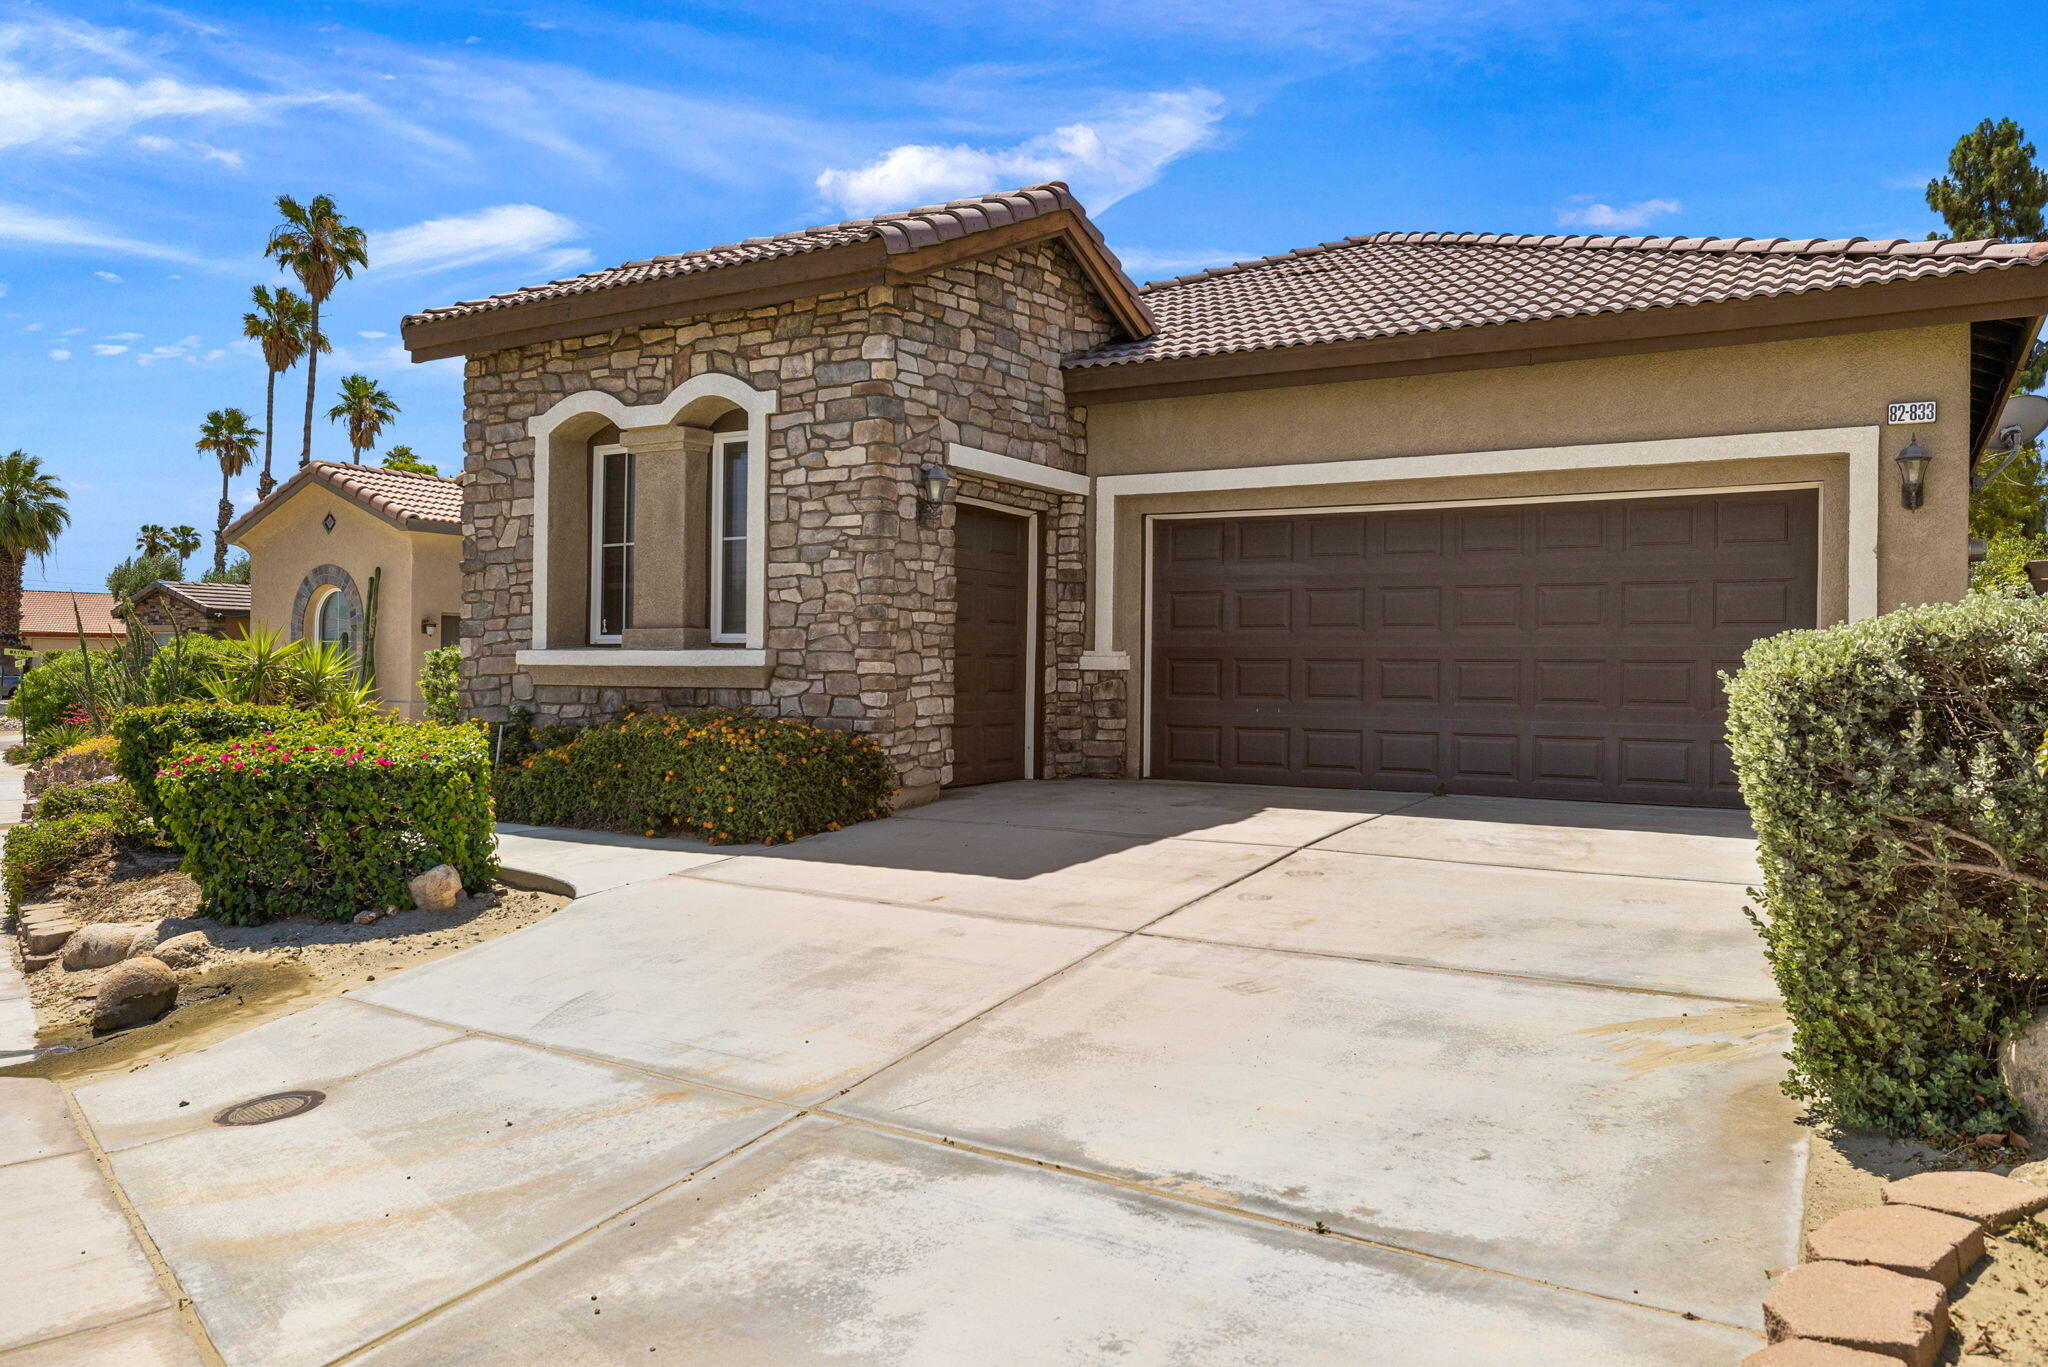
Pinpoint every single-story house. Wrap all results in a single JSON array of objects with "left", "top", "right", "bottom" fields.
[
  {"left": 224, "top": 460, "right": 462, "bottom": 717},
  {"left": 123, "top": 581, "right": 251, "bottom": 644},
  {"left": 18, "top": 589, "right": 124, "bottom": 658},
  {"left": 400, "top": 182, "right": 2048, "bottom": 808}
]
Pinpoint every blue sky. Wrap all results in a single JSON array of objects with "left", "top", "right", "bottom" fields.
[{"left": 2, "top": 0, "right": 2041, "bottom": 593}]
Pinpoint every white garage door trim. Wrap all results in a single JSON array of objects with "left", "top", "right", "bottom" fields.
[{"left": 1081, "top": 425, "right": 1880, "bottom": 670}]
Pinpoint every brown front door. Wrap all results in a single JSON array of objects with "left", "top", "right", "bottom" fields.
[
  {"left": 952, "top": 504, "right": 1032, "bottom": 786},
  {"left": 1150, "top": 490, "right": 1818, "bottom": 808}
]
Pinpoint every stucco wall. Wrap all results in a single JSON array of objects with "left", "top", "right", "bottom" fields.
[
  {"left": 1085, "top": 323, "right": 1973, "bottom": 613},
  {"left": 234, "top": 484, "right": 462, "bottom": 716}
]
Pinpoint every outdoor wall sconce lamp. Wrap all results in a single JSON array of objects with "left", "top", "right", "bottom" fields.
[
  {"left": 917, "top": 462, "right": 952, "bottom": 525},
  {"left": 1895, "top": 433, "right": 1930, "bottom": 511},
  {"left": 421, "top": 617, "right": 436, "bottom": 636}
]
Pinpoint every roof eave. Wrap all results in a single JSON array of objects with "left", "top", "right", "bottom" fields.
[
  {"left": 1065, "top": 264, "right": 2048, "bottom": 407},
  {"left": 400, "top": 209, "right": 1156, "bottom": 362},
  {"left": 226, "top": 464, "right": 462, "bottom": 544}
]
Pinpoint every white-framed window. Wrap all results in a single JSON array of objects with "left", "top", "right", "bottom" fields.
[
  {"left": 589, "top": 443, "right": 636, "bottom": 644},
  {"left": 311, "top": 587, "right": 352, "bottom": 653},
  {"left": 710, "top": 432, "right": 750, "bottom": 643}
]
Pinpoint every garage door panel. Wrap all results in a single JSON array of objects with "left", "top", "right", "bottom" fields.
[{"left": 1150, "top": 490, "right": 1816, "bottom": 807}]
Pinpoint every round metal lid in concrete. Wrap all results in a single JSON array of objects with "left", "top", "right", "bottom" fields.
[{"left": 214, "top": 1090, "right": 325, "bottom": 1126}]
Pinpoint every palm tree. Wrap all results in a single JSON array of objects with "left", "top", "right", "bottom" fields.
[
  {"left": 326, "top": 373, "right": 399, "bottom": 461},
  {"left": 167, "top": 525, "right": 203, "bottom": 562},
  {"left": 241, "top": 284, "right": 321, "bottom": 498},
  {"left": 136, "top": 523, "right": 172, "bottom": 557},
  {"left": 0, "top": 451, "right": 70, "bottom": 650},
  {"left": 264, "top": 195, "right": 368, "bottom": 468},
  {"left": 196, "top": 409, "right": 262, "bottom": 577}
]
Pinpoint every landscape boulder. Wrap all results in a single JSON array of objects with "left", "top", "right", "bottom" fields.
[
  {"left": 92, "top": 957, "right": 177, "bottom": 1032},
  {"left": 408, "top": 864, "right": 462, "bottom": 913},
  {"left": 61, "top": 922, "right": 150, "bottom": 970},
  {"left": 2000, "top": 1009, "right": 2048, "bottom": 1133},
  {"left": 149, "top": 932, "right": 210, "bottom": 968}
]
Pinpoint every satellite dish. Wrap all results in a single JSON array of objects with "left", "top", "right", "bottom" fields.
[{"left": 2000, "top": 393, "right": 2048, "bottom": 447}]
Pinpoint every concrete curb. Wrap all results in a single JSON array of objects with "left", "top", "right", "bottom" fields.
[{"left": 1751, "top": 1168, "right": 2048, "bottom": 1366}]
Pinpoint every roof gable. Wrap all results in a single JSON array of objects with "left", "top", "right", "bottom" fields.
[
  {"left": 131, "top": 581, "right": 250, "bottom": 616},
  {"left": 401, "top": 183, "right": 1152, "bottom": 361},
  {"left": 225, "top": 461, "right": 462, "bottom": 543}
]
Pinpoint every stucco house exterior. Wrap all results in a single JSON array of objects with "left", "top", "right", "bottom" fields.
[
  {"left": 401, "top": 183, "right": 2048, "bottom": 808},
  {"left": 123, "top": 581, "right": 250, "bottom": 644},
  {"left": 225, "top": 461, "right": 463, "bottom": 717}
]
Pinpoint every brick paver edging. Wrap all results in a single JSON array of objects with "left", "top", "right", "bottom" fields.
[{"left": 1745, "top": 1168, "right": 2048, "bottom": 1367}]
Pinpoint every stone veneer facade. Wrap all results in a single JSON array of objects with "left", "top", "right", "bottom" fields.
[{"left": 459, "top": 238, "right": 1129, "bottom": 801}]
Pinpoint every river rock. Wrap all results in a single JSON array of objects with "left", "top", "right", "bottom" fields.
[
  {"left": 150, "top": 932, "right": 210, "bottom": 968},
  {"left": 408, "top": 864, "right": 462, "bottom": 913},
  {"left": 92, "top": 957, "right": 177, "bottom": 1032},
  {"left": 2000, "top": 1010, "right": 2048, "bottom": 1134},
  {"left": 62, "top": 923, "right": 148, "bottom": 970}
]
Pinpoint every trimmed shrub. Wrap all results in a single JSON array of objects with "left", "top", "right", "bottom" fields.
[
  {"left": 7, "top": 650, "right": 116, "bottom": 735},
  {"left": 110, "top": 702, "right": 301, "bottom": 822},
  {"left": 25, "top": 735, "right": 118, "bottom": 797},
  {"left": 419, "top": 647, "right": 460, "bottom": 724},
  {"left": 494, "top": 709, "right": 895, "bottom": 845},
  {"left": 34, "top": 777, "right": 149, "bottom": 826},
  {"left": 1726, "top": 592, "right": 2048, "bottom": 1136},
  {"left": 156, "top": 719, "right": 497, "bottom": 924}
]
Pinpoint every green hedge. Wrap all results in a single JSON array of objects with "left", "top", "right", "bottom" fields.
[
  {"left": 156, "top": 719, "right": 498, "bottom": 924},
  {"left": 1727, "top": 592, "right": 2048, "bottom": 1136},
  {"left": 111, "top": 702, "right": 301, "bottom": 822},
  {"left": 494, "top": 709, "right": 895, "bottom": 845},
  {"left": 419, "top": 647, "right": 460, "bottom": 724},
  {"left": 8, "top": 651, "right": 114, "bottom": 735}
]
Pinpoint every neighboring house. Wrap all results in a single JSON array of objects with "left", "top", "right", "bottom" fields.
[
  {"left": 401, "top": 183, "right": 2048, "bottom": 809},
  {"left": 18, "top": 589, "right": 124, "bottom": 658},
  {"left": 224, "top": 460, "right": 462, "bottom": 718},
  {"left": 124, "top": 581, "right": 251, "bottom": 644}
]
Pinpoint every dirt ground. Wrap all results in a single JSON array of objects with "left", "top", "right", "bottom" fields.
[
  {"left": 7, "top": 843, "right": 564, "bottom": 1086},
  {"left": 1806, "top": 1124, "right": 2048, "bottom": 1364}
]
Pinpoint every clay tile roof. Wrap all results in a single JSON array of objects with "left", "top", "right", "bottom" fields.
[
  {"left": 405, "top": 182, "right": 1121, "bottom": 327},
  {"left": 1069, "top": 232, "right": 2048, "bottom": 369},
  {"left": 303, "top": 461, "right": 463, "bottom": 528},
  {"left": 21, "top": 590, "right": 124, "bottom": 637},
  {"left": 148, "top": 582, "right": 251, "bottom": 615},
  {"left": 224, "top": 460, "right": 462, "bottom": 542}
]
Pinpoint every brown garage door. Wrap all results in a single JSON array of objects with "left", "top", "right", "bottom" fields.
[{"left": 1150, "top": 490, "right": 1817, "bottom": 807}]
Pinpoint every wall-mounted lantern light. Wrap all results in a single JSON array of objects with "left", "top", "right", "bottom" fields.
[
  {"left": 421, "top": 617, "right": 436, "bottom": 636},
  {"left": 1895, "top": 433, "right": 1930, "bottom": 511},
  {"left": 917, "top": 462, "right": 952, "bottom": 525}
]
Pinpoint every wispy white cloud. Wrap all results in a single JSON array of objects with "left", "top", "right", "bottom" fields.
[
  {"left": 0, "top": 17, "right": 266, "bottom": 153},
  {"left": 47, "top": 347, "right": 70, "bottom": 361},
  {"left": 105, "top": 331, "right": 142, "bottom": 340},
  {"left": 369, "top": 203, "right": 586, "bottom": 278},
  {"left": 95, "top": 269, "right": 123, "bottom": 281},
  {"left": 0, "top": 203, "right": 204, "bottom": 267},
  {"left": 90, "top": 342, "right": 127, "bottom": 356},
  {"left": 131, "top": 133, "right": 244, "bottom": 168},
  {"left": 816, "top": 88, "right": 1225, "bottom": 216},
  {"left": 1115, "top": 246, "right": 1256, "bottom": 279},
  {"left": 1555, "top": 196, "right": 1682, "bottom": 230}
]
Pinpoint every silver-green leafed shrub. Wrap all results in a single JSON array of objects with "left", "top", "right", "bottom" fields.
[{"left": 1726, "top": 591, "right": 2048, "bottom": 1136}]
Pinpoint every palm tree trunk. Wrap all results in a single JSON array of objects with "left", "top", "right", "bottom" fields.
[
  {"left": 215, "top": 469, "right": 231, "bottom": 577},
  {"left": 300, "top": 299, "right": 320, "bottom": 467},
  {"left": 259, "top": 369, "right": 278, "bottom": 499},
  {"left": 0, "top": 548, "right": 20, "bottom": 650}
]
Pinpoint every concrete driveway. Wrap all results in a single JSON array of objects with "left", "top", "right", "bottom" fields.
[{"left": 63, "top": 780, "right": 1800, "bottom": 1366}]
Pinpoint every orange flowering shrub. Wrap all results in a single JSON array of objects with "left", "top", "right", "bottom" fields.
[{"left": 492, "top": 709, "right": 894, "bottom": 845}]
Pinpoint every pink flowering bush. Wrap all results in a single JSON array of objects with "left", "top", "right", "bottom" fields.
[{"left": 155, "top": 718, "right": 496, "bottom": 924}]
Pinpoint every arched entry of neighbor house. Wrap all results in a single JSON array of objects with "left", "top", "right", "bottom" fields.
[
  {"left": 310, "top": 586, "right": 351, "bottom": 653},
  {"left": 291, "top": 564, "right": 364, "bottom": 656}
]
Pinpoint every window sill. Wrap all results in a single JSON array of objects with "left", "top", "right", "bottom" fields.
[{"left": 515, "top": 648, "right": 772, "bottom": 688}]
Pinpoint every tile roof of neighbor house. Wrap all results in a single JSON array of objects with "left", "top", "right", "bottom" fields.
[
  {"left": 224, "top": 460, "right": 462, "bottom": 541},
  {"left": 146, "top": 582, "right": 251, "bottom": 615},
  {"left": 1069, "top": 232, "right": 2048, "bottom": 368},
  {"left": 404, "top": 183, "right": 1137, "bottom": 328},
  {"left": 20, "top": 590, "right": 124, "bottom": 638}
]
